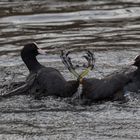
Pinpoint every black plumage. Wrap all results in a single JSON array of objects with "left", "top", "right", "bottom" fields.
[
  {"left": 81, "top": 55, "right": 140, "bottom": 103},
  {"left": 61, "top": 51, "right": 140, "bottom": 103},
  {"left": 1, "top": 43, "right": 79, "bottom": 99}
]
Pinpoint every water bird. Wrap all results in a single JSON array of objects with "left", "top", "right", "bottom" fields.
[
  {"left": 1, "top": 43, "right": 79, "bottom": 99},
  {"left": 61, "top": 51, "right": 140, "bottom": 104},
  {"left": 123, "top": 55, "right": 140, "bottom": 93}
]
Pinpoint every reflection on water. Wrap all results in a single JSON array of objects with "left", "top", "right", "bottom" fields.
[{"left": 0, "top": 0, "right": 140, "bottom": 139}]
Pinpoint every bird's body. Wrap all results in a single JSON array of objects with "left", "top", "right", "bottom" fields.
[
  {"left": 81, "top": 73, "right": 131, "bottom": 102},
  {"left": 61, "top": 51, "right": 140, "bottom": 104},
  {"left": 28, "top": 66, "right": 78, "bottom": 98},
  {"left": 81, "top": 56, "right": 140, "bottom": 103},
  {"left": 124, "top": 68, "right": 140, "bottom": 93},
  {"left": 1, "top": 43, "right": 79, "bottom": 99}
]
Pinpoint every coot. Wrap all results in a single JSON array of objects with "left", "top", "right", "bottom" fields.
[
  {"left": 61, "top": 51, "right": 140, "bottom": 103},
  {"left": 123, "top": 55, "right": 140, "bottom": 93},
  {"left": 1, "top": 43, "right": 79, "bottom": 99}
]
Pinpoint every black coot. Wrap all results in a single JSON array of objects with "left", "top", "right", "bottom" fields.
[
  {"left": 123, "top": 55, "right": 140, "bottom": 93},
  {"left": 1, "top": 43, "right": 79, "bottom": 99},
  {"left": 81, "top": 55, "right": 140, "bottom": 103},
  {"left": 81, "top": 73, "right": 131, "bottom": 102},
  {"left": 61, "top": 51, "right": 140, "bottom": 104}
]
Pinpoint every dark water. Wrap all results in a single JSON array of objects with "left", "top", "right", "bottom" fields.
[{"left": 0, "top": 0, "right": 140, "bottom": 139}]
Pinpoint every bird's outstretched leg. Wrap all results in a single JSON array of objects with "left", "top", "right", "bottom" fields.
[
  {"left": 60, "top": 51, "right": 79, "bottom": 78},
  {"left": 83, "top": 51, "right": 95, "bottom": 70},
  {"left": 60, "top": 50, "right": 95, "bottom": 82},
  {"left": 79, "top": 51, "right": 95, "bottom": 80}
]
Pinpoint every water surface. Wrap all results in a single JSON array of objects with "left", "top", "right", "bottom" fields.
[{"left": 0, "top": 0, "right": 140, "bottom": 139}]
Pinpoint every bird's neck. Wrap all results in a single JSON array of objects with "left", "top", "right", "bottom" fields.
[{"left": 22, "top": 56, "right": 42, "bottom": 73}]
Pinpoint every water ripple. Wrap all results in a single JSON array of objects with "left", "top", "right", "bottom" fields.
[{"left": 0, "top": 0, "right": 140, "bottom": 139}]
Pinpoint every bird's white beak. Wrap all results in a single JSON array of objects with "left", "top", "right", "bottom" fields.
[
  {"left": 37, "top": 48, "right": 47, "bottom": 55},
  {"left": 126, "top": 59, "right": 137, "bottom": 66},
  {"left": 129, "top": 55, "right": 139, "bottom": 66}
]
